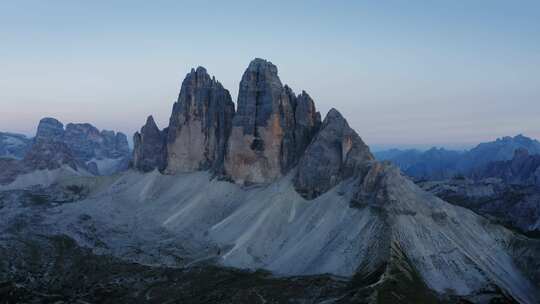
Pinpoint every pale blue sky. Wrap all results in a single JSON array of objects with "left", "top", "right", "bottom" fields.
[{"left": 1, "top": 1, "right": 539, "bottom": 149}]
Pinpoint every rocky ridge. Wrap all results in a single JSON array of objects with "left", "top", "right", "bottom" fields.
[
  {"left": 134, "top": 58, "right": 335, "bottom": 196},
  {"left": 0, "top": 118, "right": 131, "bottom": 185},
  {"left": 133, "top": 116, "right": 168, "bottom": 172},
  {"left": 419, "top": 148, "right": 540, "bottom": 234},
  {"left": 32, "top": 117, "right": 131, "bottom": 175},
  {"left": 376, "top": 134, "right": 540, "bottom": 181},
  {"left": 473, "top": 148, "right": 540, "bottom": 186},
  {"left": 294, "top": 108, "right": 373, "bottom": 199}
]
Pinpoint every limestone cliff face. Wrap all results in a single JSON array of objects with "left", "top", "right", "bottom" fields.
[
  {"left": 64, "top": 123, "right": 130, "bottom": 161},
  {"left": 133, "top": 116, "right": 167, "bottom": 172},
  {"left": 35, "top": 117, "right": 64, "bottom": 142},
  {"left": 24, "top": 118, "right": 79, "bottom": 171},
  {"left": 224, "top": 59, "right": 320, "bottom": 184},
  {"left": 165, "top": 67, "right": 235, "bottom": 174},
  {"left": 294, "top": 109, "right": 374, "bottom": 199},
  {"left": 292, "top": 90, "right": 322, "bottom": 161}
]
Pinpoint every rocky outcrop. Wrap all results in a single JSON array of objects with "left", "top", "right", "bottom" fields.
[
  {"left": 165, "top": 67, "right": 235, "bottom": 174},
  {"left": 23, "top": 140, "right": 80, "bottom": 171},
  {"left": 5, "top": 117, "right": 131, "bottom": 176},
  {"left": 133, "top": 116, "right": 168, "bottom": 172},
  {"left": 30, "top": 117, "right": 131, "bottom": 166},
  {"left": 419, "top": 177, "right": 540, "bottom": 234},
  {"left": 224, "top": 59, "right": 320, "bottom": 184},
  {"left": 292, "top": 90, "right": 321, "bottom": 159},
  {"left": 22, "top": 118, "right": 79, "bottom": 171},
  {"left": 35, "top": 117, "right": 64, "bottom": 141},
  {"left": 473, "top": 148, "right": 540, "bottom": 186},
  {"left": 0, "top": 132, "right": 31, "bottom": 159},
  {"left": 64, "top": 123, "right": 130, "bottom": 162},
  {"left": 294, "top": 109, "right": 374, "bottom": 199}
]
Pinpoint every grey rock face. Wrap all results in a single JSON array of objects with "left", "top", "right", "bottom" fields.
[
  {"left": 0, "top": 132, "right": 32, "bottom": 159},
  {"left": 133, "top": 116, "right": 168, "bottom": 172},
  {"left": 419, "top": 177, "right": 540, "bottom": 234},
  {"left": 23, "top": 139, "right": 80, "bottom": 171},
  {"left": 225, "top": 59, "right": 320, "bottom": 184},
  {"left": 165, "top": 67, "right": 235, "bottom": 174},
  {"left": 293, "top": 90, "right": 322, "bottom": 158},
  {"left": 0, "top": 158, "right": 24, "bottom": 185},
  {"left": 22, "top": 118, "right": 79, "bottom": 171},
  {"left": 35, "top": 117, "right": 64, "bottom": 141},
  {"left": 33, "top": 117, "right": 131, "bottom": 162},
  {"left": 114, "top": 132, "right": 130, "bottom": 157},
  {"left": 14, "top": 117, "right": 131, "bottom": 176},
  {"left": 473, "top": 148, "right": 540, "bottom": 186},
  {"left": 64, "top": 123, "right": 130, "bottom": 161},
  {"left": 294, "top": 108, "right": 373, "bottom": 199}
]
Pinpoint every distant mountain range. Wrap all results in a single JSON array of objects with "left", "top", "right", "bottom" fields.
[
  {"left": 375, "top": 134, "right": 540, "bottom": 181},
  {"left": 0, "top": 132, "right": 32, "bottom": 159},
  {"left": 0, "top": 118, "right": 131, "bottom": 184}
]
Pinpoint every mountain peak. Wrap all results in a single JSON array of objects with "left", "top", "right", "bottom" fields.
[
  {"left": 324, "top": 108, "right": 346, "bottom": 122},
  {"left": 145, "top": 115, "right": 158, "bottom": 129},
  {"left": 164, "top": 66, "right": 234, "bottom": 174},
  {"left": 224, "top": 59, "right": 319, "bottom": 184},
  {"left": 133, "top": 115, "right": 167, "bottom": 172},
  {"left": 247, "top": 58, "right": 277, "bottom": 70},
  {"left": 294, "top": 108, "right": 373, "bottom": 199},
  {"left": 36, "top": 117, "right": 64, "bottom": 141}
]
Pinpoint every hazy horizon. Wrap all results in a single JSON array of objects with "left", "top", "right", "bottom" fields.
[{"left": 1, "top": 1, "right": 539, "bottom": 149}]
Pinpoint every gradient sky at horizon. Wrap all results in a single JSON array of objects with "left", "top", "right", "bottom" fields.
[{"left": 1, "top": 1, "right": 539, "bottom": 150}]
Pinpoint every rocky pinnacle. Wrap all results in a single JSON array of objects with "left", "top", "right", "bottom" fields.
[
  {"left": 224, "top": 58, "right": 320, "bottom": 184},
  {"left": 133, "top": 116, "right": 168, "bottom": 172},
  {"left": 134, "top": 58, "right": 377, "bottom": 199},
  {"left": 165, "top": 67, "right": 235, "bottom": 174}
]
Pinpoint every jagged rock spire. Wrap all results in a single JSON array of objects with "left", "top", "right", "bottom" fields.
[
  {"left": 294, "top": 108, "right": 374, "bottom": 199},
  {"left": 135, "top": 59, "right": 378, "bottom": 199},
  {"left": 133, "top": 115, "right": 167, "bottom": 172},
  {"left": 224, "top": 58, "right": 321, "bottom": 184},
  {"left": 26, "top": 117, "right": 79, "bottom": 170},
  {"left": 35, "top": 117, "right": 64, "bottom": 142},
  {"left": 165, "top": 66, "right": 235, "bottom": 173}
]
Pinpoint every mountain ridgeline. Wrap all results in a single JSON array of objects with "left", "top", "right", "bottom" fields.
[
  {"left": 375, "top": 135, "right": 540, "bottom": 181},
  {"left": 0, "top": 118, "right": 131, "bottom": 184},
  {"left": 133, "top": 58, "right": 374, "bottom": 199}
]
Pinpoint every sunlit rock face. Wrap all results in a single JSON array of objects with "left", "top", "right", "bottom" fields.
[
  {"left": 133, "top": 116, "right": 168, "bottom": 172},
  {"left": 294, "top": 108, "right": 374, "bottom": 199},
  {"left": 225, "top": 59, "right": 321, "bottom": 184},
  {"left": 165, "top": 67, "right": 235, "bottom": 174}
]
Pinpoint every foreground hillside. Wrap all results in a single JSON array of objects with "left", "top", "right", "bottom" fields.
[{"left": 2, "top": 169, "right": 540, "bottom": 303}]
